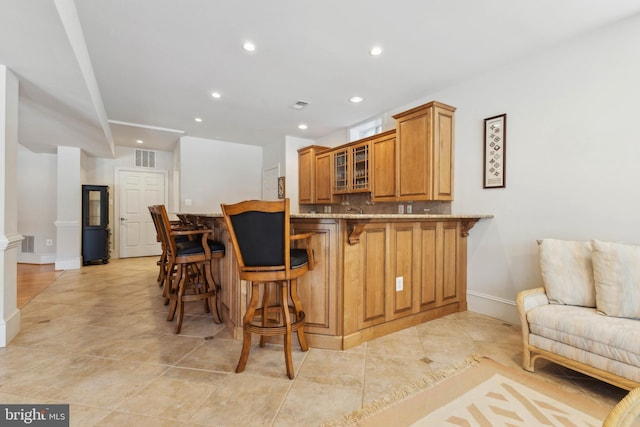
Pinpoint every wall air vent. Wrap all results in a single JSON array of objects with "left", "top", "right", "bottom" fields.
[
  {"left": 135, "top": 149, "right": 156, "bottom": 168},
  {"left": 21, "top": 235, "right": 35, "bottom": 253},
  {"left": 290, "top": 100, "right": 310, "bottom": 110}
]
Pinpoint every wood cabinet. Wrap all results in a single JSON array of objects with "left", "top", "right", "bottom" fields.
[
  {"left": 393, "top": 101, "right": 456, "bottom": 201},
  {"left": 333, "top": 140, "right": 371, "bottom": 194},
  {"left": 184, "top": 213, "right": 483, "bottom": 350},
  {"left": 291, "top": 219, "right": 340, "bottom": 339},
  {"left": 298, "top": 145, "right": 329, "bottom": 204},
  {"left": 315, "top": 150, "right": 335, "bottom": 204},
  {"left": 344, "top": 219, "right": 466, "bottom": 341},
  {"left": 371, "top": 130, "right": 396, "bottom": 201},
  {"left": 298, "top": 101, "right": 455, "bottom": 204},
  {"left": 416, "top": 221, "right": 460, "bottom": 310}
]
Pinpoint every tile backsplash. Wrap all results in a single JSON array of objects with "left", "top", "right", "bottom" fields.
[{"left": 300, "top": 193, "right": 451, "bottom": 215}]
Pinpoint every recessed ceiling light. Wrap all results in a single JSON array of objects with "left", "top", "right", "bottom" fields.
[
  {"left": 242, "top": 41, "right": 256, "bottom": 52},
  {"left": 349, "top": 96, "right": 364, "bottom": 103},
  {"left": 369, "top": 46, "right": 383, "bottom": 56},
  {"left": 211, "top": 91, "right": 221, "bottom": 99},
  {"left": 136, "top": 139, "right": 143, "bottom": 144},
  {"left": 298, "top": 123, "right": 308, "bottom": 130},
  {"left": 194, "top": 117, "right": 203, "bottom": 122}
]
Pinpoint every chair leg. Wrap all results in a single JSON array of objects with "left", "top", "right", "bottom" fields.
[
  {"left": 157, "top": 250, "right": 167, "bottom": 287},
  {"left": 166, "top": 263, "right": 181, "bottom": 321},
  {"left": 163, "top": 260, "right": 176, "bottom": 306},
  {"left": 281, "top": 282, "right": 294, "bottom": 379},
  {"left": 174, "top": 266, "right": 191, "bottom": 334},
  {"left": 204, "top": 259, "right": 222, "bottom": 324},
  {"left": 290, "top": 278, "right": 308, "bottom": 352},
  {"left": 259, "top": 282, "right": 271, "bottom": 348},
  {"left": 236, "top": 282, "right": 260, "bottom": 374}
]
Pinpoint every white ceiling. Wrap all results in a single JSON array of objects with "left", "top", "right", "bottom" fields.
[{"left": 2, "top": 0, "right": 640, "bottom": 158}]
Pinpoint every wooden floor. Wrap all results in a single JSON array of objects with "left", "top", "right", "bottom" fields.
[{"left": 16, "top": 263, "right": 63, "bottom": 308}]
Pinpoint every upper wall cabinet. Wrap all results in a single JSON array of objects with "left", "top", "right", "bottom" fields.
[
  {"left": 371, "top": 130, "right": 397, "bottom": 202},
  {"left": 393, "top": 101, "right": 456, "bottom": 201},
  {"left": 315, "top": 149, "right": 335, "bottom": 204},
  {"left": 333, "top": 140, "right": 371, "bottom": 194},
  {"left": 297, "top": 101, "right": 455, "bottom": 204},
  {"left": 298, "top": 145, "right": 329, "bottom": 204}
]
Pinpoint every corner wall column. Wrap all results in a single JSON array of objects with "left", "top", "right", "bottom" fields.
[
  {"left": 0, "top": 65, "right": 21, "bottom": 346},
  {"left": 55, "top": 146, "right": 82, "bottom": 270}
]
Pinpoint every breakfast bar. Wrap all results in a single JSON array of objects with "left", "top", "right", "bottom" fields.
[{"left": 194, "top": 212, "right": 490, "bottom": 350}]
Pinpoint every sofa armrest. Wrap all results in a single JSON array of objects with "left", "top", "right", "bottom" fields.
[
  {"left": 516, "top": 287, "right": 549, "bottom": 371},
  {"left": 517, "top": 287, "right": 549, "bottom": 315}
]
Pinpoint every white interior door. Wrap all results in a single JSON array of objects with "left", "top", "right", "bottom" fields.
[
  {"left": 262, "top": 164, "right": 279, "bottom": 200},
  {"left": 119, "top": 169, "right": 166, "bottom": 258}
]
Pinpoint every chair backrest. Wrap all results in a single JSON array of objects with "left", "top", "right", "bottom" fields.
[
  {"left": 148, "top": 205, "right": 162, "bottom": 243},
  {"left": 220, "top": 199, "right": 291, "bottom": 278},
  {"left": 150, "top": 205, "right": 179, "bottom": 259}
]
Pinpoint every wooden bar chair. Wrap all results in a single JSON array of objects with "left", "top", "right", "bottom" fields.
[
  {"left": 148, "top": 206, "right": 192, "bottom": 296},
  {"left": 150, "top": 205, "right": 225, "bottom": 334},
  {"left": 220, "top": 198, "right": 314, "bottom": 379}
]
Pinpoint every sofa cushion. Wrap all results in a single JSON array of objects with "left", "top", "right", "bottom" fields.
[
  {"left": 527, "top": 304, "right": 640, "bottom": 370},
  {"left": 538, "top": 239, "right": 595, "bottom": 307},
  {"left": 592, "top": 240, "right": 640, "bottom": 319}
]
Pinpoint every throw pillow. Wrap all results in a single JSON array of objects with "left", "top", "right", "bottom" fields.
[
  {"left": 592, "top": 240, "right": 640, "bottom": 319},
  {"left": 538, "top": 239, "right": 595, "bottom": 307}
]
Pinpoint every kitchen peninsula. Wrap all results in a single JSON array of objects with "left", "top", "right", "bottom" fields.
[{"left": 196, "top": 211, "right": 491, "bottom": 350}]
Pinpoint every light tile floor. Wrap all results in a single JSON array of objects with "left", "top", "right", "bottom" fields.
[{"left": 3, "top": 257, "right": 628, "bottom": 426}]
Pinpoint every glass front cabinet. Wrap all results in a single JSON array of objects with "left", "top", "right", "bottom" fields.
[{"left": 333, "top": 141, "right": 370, "bottom": 194}]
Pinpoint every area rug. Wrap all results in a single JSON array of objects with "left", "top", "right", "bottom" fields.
[{"left": 324, "top": 355, "right": 614, "bottom": 427}]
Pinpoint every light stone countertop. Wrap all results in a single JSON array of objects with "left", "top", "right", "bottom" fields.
[
  {"left": 183, "top": 212, "right": 493, "bottom": 220},
  {"left": 292, "top": 213, "right": 493, "bottom": 219}
]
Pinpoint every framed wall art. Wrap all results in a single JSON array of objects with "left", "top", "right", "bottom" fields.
[
  {"left": 483, "top": 114, "right": 507, "bottom": 188},
  {"left": 277, "top": 176, "right": 286, "bottom": 199}
]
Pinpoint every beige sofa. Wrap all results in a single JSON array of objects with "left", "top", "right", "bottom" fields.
[{"left": 516, "top": 239, "right": 640, "bottom": 391}]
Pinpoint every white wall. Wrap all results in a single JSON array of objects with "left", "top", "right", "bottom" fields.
[
  {"left": 17, "top": 145, "right": 176, "bottom": 262},
  {"left": 414, "top": 14, "right": 640, "bottom": 323},
  {"left": 304, "top": 15, "right": 640, "bottom": 324},
  {"left": 178, "top": 136, "right": 262, "bottom": 212},
  {"left": 284, "top": 136, "right": 314, "bottom": 213},
  {"left": 16, "top": 146, "right": 57, "bottom": 263}
]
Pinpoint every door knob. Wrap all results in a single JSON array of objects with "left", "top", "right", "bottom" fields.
[{"left": 120, "top": 217, "right": 126, "bottom": 221}]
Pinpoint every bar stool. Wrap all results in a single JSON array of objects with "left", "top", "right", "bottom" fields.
[
  {"left": 150, "top": 205, "right": 225, "bottom": 333},
  {"left": 148, "top": 206, "right": 195, "bottom": 299},
  {"left": 220, "top": 198, "right": 314, "bottom": 379}
]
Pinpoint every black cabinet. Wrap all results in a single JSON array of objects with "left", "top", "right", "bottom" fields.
[{"left": 82, "top": 185, "right": 110, "bottom": 265}]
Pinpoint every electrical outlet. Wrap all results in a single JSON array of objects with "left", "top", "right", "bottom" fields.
[
  {"left": 395, "top": 276, "right": 403, "bottom": 292},
  {"left": 46, "top": 239, "right": 53, "bottom": 246}
]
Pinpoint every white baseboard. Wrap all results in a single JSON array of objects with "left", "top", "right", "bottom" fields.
[
  {"left": 466, "top": 290, "right": 520, "bottom": 326},
  {"left": 0, "top": 308, "right": 21, "bottom": 347},
  {"left": 55, "top": 257, "right": 81, "bottom": 270},
  {"left": 17, "top": 253, "right": 56, "bottom": 264}
]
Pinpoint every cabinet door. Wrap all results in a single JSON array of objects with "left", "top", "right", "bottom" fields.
[
  {"left": 298, "top": 147, "right": 315, "bottom": 203},
  {"left": 433, "top": 105, "right": 454, "bottom": 201},
  {"left": 397, "top": 107, "right": 432, "bottom": 200},
  {"left": 292, "top": 220, "right": 339, "bottom": 336},
  {"left": 371, "top": 133, "right": 396, "bottom": 201},
  {"left": 387, "top": 222, "right": 415, "bottom": 320},
  {"left": 333, "top": 148, "right": 349, "bottom": 194},
  {"left": 315, "top": 151, "right": 334, "bottom": 204},
  {"left": 357, "top": 224, "right": 387, "bottom": 329},
  {"left": 350, "top": 142, "right": 370, "bottom": 192},
  {"left": 417, "top": 221, "right": 459, "bottom": 310}
]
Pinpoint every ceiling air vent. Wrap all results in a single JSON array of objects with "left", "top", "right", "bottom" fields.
[
  {"left": 290, "top": 100, "right": 310, "bottom": 110},
  {"left": 135, "top": 149, "right": 156, "bottom": 168}
]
